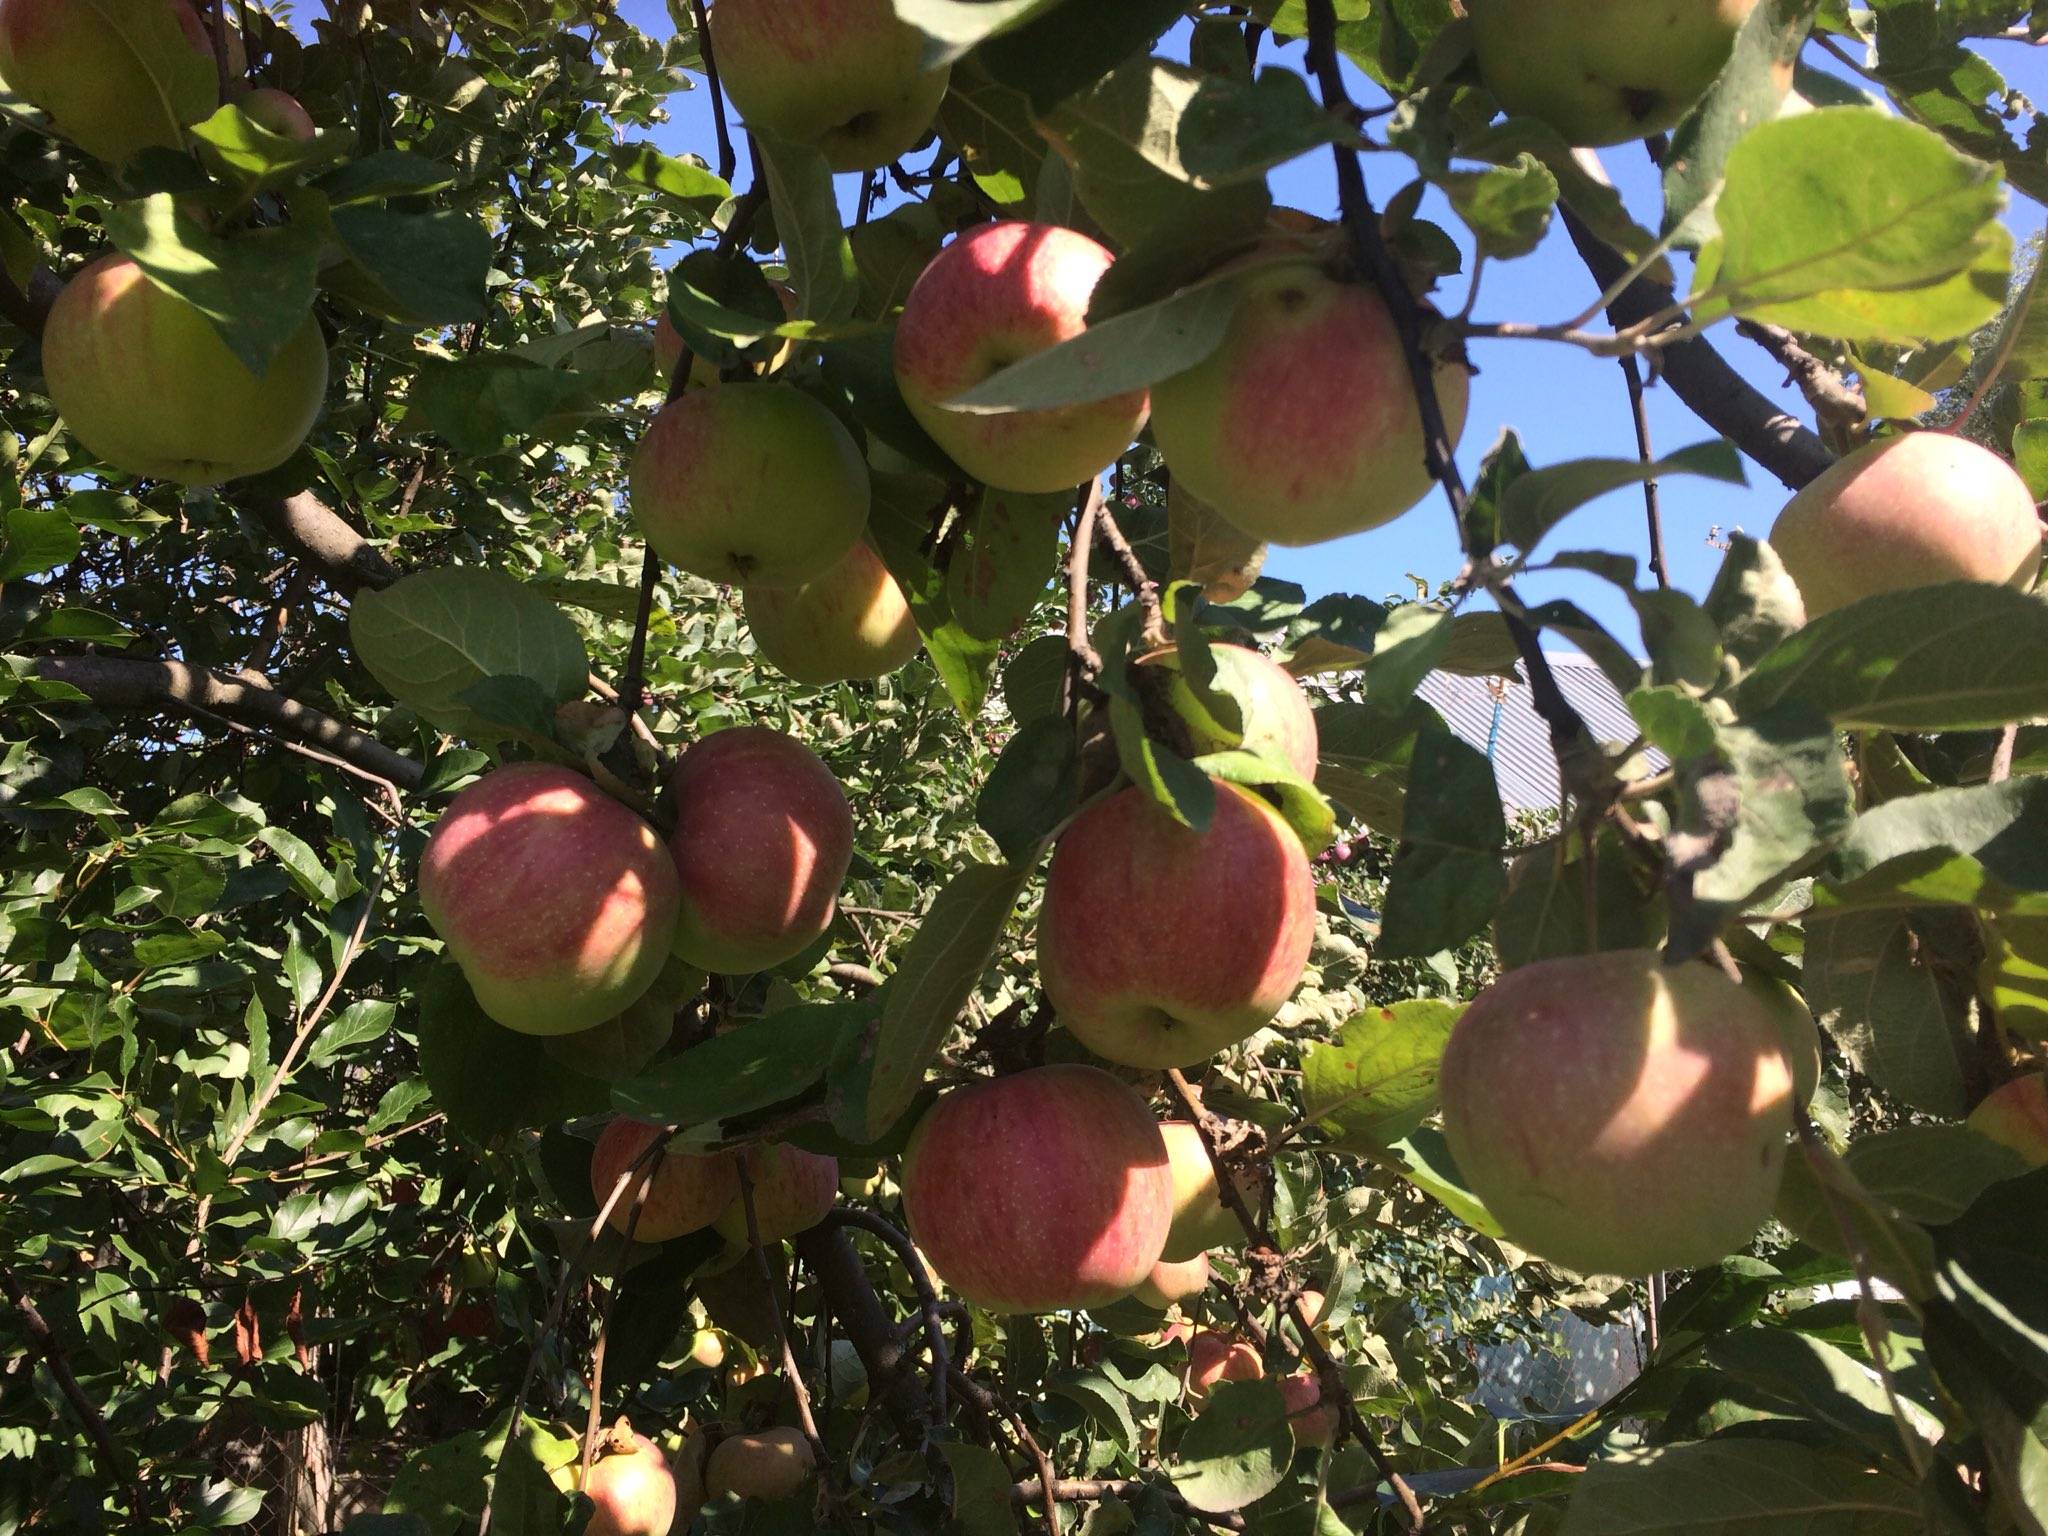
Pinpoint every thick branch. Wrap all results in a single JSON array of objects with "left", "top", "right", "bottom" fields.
[
  {"left": 1735, "top": 320, "right": 1865, "bottom": 438},
  {"left": 242, "top": 491, "right": 399, "bottom": 595},
  {"left": 794, "top": 1226, "right": 930, "bottom": 1435}
]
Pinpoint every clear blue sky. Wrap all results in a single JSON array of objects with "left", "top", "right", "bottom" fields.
[{"left": 618, "top": 6, "right": 2044, "bottom": 641}]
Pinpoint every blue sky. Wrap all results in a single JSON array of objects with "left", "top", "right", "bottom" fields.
[{"left": 617, "top": 6, "right": 2044, "bottom": 642}]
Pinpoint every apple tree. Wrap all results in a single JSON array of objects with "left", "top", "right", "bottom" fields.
[{"left": 2, "top": 1, "right": 2046, "bottom": 1534}]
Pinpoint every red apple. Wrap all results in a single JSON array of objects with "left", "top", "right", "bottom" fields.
[
  {"left": 42, "top": 253, "right": 329, "bottom": 486},
  {"left": 704, "top": 1426, "right": 814, "bottom": 1501},
  {"left": 744, "top": 539, "right": 920, "bottom": 685},
  {"left": 1967, "top": 1074, "right": 2048, "bottom": 1167},
  {"left": 901, "top": 1065, "right": 1173, "bottom": 1314},
  {"left": 1157, "top": 1121, "right": 1260, "bottom": 1261},
  {"left": 577, "top": 1428, "right": 676, "bottom": 1536},
  {"left": 1185, "top": 1330, "right": 1262, "bottom": 1405},
  {"left": 894, "top": 221, "right": 1149, "bottom": 493},
  {"left": 590, "top": 1119, "right": 739, "bottom": 1242},
  {"left": 715, "top": 1141, "right": 840, "bottom": 1242},
  {"left": 1441, "top": 949, "right": 1795, "bottom": 1275},
  {"left": 1137, "top": 642, "right": 1318, "bottom": 781},
  {"left": 241, "top": 86, "right": 315, "bottom": 140},
  {"left": 1039, "top": 782, "right": 1316, "bottom": 1068},
  {"left": 421, "top": 765, "right": 681, "bottom": 1036},
  {"left": 1133, "top": 1251, "right": 1210, "bottom": 1310},
  {"left": 1277, "top": 1371, "right": 1337, "bottom": 1447},
  {"left": 1768, "top": 432, "right": 2042, "bottom": 617},
  {"left": 1151, "top": 261, "right": 1470, "bottom": 546},
  {"left": 666, "top": 728, "right": 854, "bottom": 974},
  {"left": 0, "top": 0, "right": 218, "bottom": 165}
]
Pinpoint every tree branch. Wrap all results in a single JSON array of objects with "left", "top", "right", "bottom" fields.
[
  {"left": 794, "top": 1225, "right": 930, "bottom": 1435},
  {"left": 1620, "top": 357, "right": 1670, "bottom": 590},
  {"left": 241, "top": 491, "right": 400, "bottom": 595},
  {"left": 1091, "top": 497, "right": 1164, "bottom": 650},
  {"left": 2, "top": 1268, "right": 132, "bottom": 1501},
  {"left": 1734, "top": 320, "right": 1865, "bottom": 439}
]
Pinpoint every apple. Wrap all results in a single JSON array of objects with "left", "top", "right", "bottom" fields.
[
  {"left": 708, "top": 0, "right": 950, "bottom": 173},
  {"left": 674, "top": 1428, "right": 709, "bottom": 1528},
  {"left": 542, "top": 957, "right": 698, "bottom": 1082},
  {"left": 1185, "top": 1330, "right": 1262, "bottom": 1406},
  {"left": 1440, "top": 949, "right": 1796, "bottom": 1276},
  {"left": 714, "top": 1141, "right": 840, "bottom": 1242},
  {"left": 743, "top": 539, "right": 920, "bottom": 685},
  {"left": 1136, "top": 642, "right": 1318, "bottom": 781},
  {"left": 631, "top": 383, "right": 870, "bottom": 587},
  {"left": 1157, "top": 1121, "right": 1260, "bottom": 1262},
  {"left": 894, "top": 221, "right": 1150, "bottom": 493},
  {"left": 901, "top": 1064, "right": 1173, "bottom": 1314},
  {"left": 1150, "top": 260, "right": 1469, "bottom": 548},
  {"left": 1743, "top": 970, "right": 1822, "bottom": 1107},
  {"left": 1133, "top": 1251, "right": 1211, "bottom": 1310},
  {"left": 1039, "top": 781, "right": 1317, "bottom": 1068},
  {"left": 420, "top": 765, "right": 681, "bottom": 1036},
  {"left": 1967, "top": 1074, "right": 2048, "bottom": 1167},
  {"left": 1168, "top": 477, "right": 1267, "bottom": 603},
  {"left": 1768, "top": 432, "right": 2043, "bottom": 617},
  {"left": 687, "top": 1329, "right": 725, "bottom": 1370},
  {"left": 655, "top": 282, "right": 796, "bottom": 386},
  {"left": 704, "top": 1426, "right": 815, "bottom": 1502},
  {"left": 1470, "top": 0, "right": 1759, "bottom": 146},
  {"left": 1277, "top": 1371, "right": 1337, "bottom": 1448},
  {"left": 589, "top": 1118, "right": 740, "bottom": 1242},
  {"left": 666, "top": 727, "right": 854, "bottom": 974},
  {"left": 241, "top": 86, "right": 315, "bottom": 140},
  {"left": 42, "top": 254, "right": 329, "bottom": 487},
  {"left": 577, "top": 1428, "right": 676, "bottom": 1536},
  {"left": 0, "top": 0, "right": 218, "bottom": 165}
]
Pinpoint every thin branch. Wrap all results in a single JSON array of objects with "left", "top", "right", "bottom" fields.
[
  {"left": 1, "top": 1268, "right": 132, "bottom": 1501},
  {"left": 823, "top": 1206, "right": 948, "bottom": 1426},
  {"left": 738, "top": 1163, "right": 837, "bottom": 1521},
  {"left": 1620, "top": 357, "right": 1670, "bottom": 590},
  {"left": 1062, "top": 479, "right": 1105, "bottom": 694},
  {"left": 1989, "top": 723, "right": 2020, "bottom": 784},
  {"left": 688, "top": 0, "right": 738, "bottom": 185},
  {"left": 1735, "top": 320, "right": 1866, "bottom": 437},
  {"left": 616, "top": 546, "right": 663, "bottom": 718},
  {"left": 1091, "top": 496, "right": 1165, "bottom": 650}
]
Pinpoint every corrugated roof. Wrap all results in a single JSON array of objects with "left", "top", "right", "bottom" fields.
[{"left": 1416, "top": 655, "right": 1657, "bottom": 815}]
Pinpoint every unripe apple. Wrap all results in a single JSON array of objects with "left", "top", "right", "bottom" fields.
[
  {"left": 1150, "top": 261, "right": 1469, "bottom": 547},
  {"left": 576, "top": 1428, "right": 676, "bottom": 1536},
  {"left": 590, "top": 1118, "right": 740, "bottom": 1242},
  {"left": 743, "top": 540, "right": 920, "bottom": 685},
  {"left": 1441, "top": 949, "right": 1795, "bottom": 1275},
  {"left": 687, "top": 1328, "right": 725, "bottom": 1370},
  {"left": 1967, "top": 1074, "right": 2048, "bottom": 1166},
  {"left": 1470, "top": 0, "right": 1759, "bottom": 146},
  {"left": 709, "top": 0, "right": 950, "bottom": 172},
  {"left": 1039, "top": 782, "right": 1316, "bottom": 1069},
  {"left": 1768, "top": 433, "right": 2042, "bottom": 617},
  {"left": 0, "top": 0, "right": 218, "bottom": 165},
  {"left": 1185, "top": 1330, "right": 1262, "bottom": 1406},
  {"left": 420, "top": 765, "right": 681, "bottom": 1036},
  {"left": 1136, "top": 642, "right": 1319, "bottom": 781},
  {"left": 704, "top": 1425, "right": 815, "bottom": 1502},
  {"left": 714, "top": 1141, "right": 839, "bottom": 1242},
  {"left": 1133, "top": 1251, "right": 1210, "bottom": 1310},
  {"left": 1743, "top": 971, "right": 1822, "bottom": 1107},
  {"left": 631, "top": 383, "right": 870, "bottom": 587},
  {"left": 42, "top": 254, "right": 329, "bottom": 486},
  {"left": 1157, "top": 1121, "right": 1260, "bottom": 1262},
  {"left": 894, "top": 221, "right": 1149, "bottom": 493},
  {"left": 1277, "top": 1371, "right": 1336, "bottom": 1447},
  {"left": 241, "top": 86, "right": 315, "bottom": 140},
  {"left": 666, "top": 728, "right": 854, "bottom": 974},
  {"left": 902, "top": 1064, "right": 1173, "bottom": 1314}
]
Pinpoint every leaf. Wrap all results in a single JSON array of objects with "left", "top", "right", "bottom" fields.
[
  {"left": 864, "top": 862, "right": 1030, "bottom": 1139},
  {"left": 105, "top": 194, "right": 322, "bottom": 376},
  {"left": 308, "top": 999, "right": 394, "bottom": 1068},
  {"left": 1558, "top": 1439, "right": 1921, "bottom": 1533},
  {"left": 190, "top": 101, "right": 350, "bottom": 182},
  {"left": 1193, "top": 748, "right": 1336, "bottom": 857},
  {"left": 0, "top": 507, "right": 80, "bottom": 580},
  {"left": 1168, "top": 481, "right": 1265, "bottom": 603},
  {"left": 753, "top": 132, "right": 860, "bottom": 324},
  {"left": 1824, "top": 777, "right": 2048, "bottom": 912},
  {"left": 1314, "top": 698, "right": 1441, "bottom": 831},
  {"left": 1170, "top": 1377, "right": 1293, "bottom": 1513},
  {"left": 1704, "top": 1328, "right": 1923, "bottom": 1455},
  {"left": 1109, "top": 690, "right": 1217, "bottom": 833},
  {"left": 1494, "top": 828, "right": 1664, "bottom": 970},
  {"left": 1804, "top": 908, "right": 1973, "bottom": 1117},
  {"left": 328, "top": 208, "right": 491, "bottom": 325},
  {"left": 1736, "top": 585, "right": 2048, "bottom": 732},
  {"left": 1379, "top": 730, "right": 1506, "bottom": 959},
  {"left": 349, "top": 566, "right": 589, "bottom": 740},
  {"left": 1050, "top": 1371, "right": 1141, "bottom": 1452},
  {"left": 1702, "top": 532, "right": 1807, "bottom": 679},
  {"left": 947, "top": 280, "right": 1235, "bottom": 413},
  {"left": 1662, "top": 0, "right": 1819, "bottom": 242},
  {"left": 888, "top": 0, "right": 1066, "bottom": 67},
  {"left": 610, "top": 1003, "right": 854, "bottom": 1132},
  {"left": 868, "top": 474, "right": 1004, "bottom": 721},
  {"left": 1437, "top": 153, "right": 1557, "bottom": 259},
  {"left": 937, "top": 1441, "right": 1023, "bottom": 1536},
  {"left": 414, "top": 967, "right": 606, "bottom": 1142},
  {"left": 1003, "top": 634, "right": 1070, "bottom": 724},
  {"left": 408, "top": 355, "right": 591, "bottom": 454},
  {"left": 1363, "top": 603, "right": 1452, "bottom": 712},
  {"left": 317, "top": 149, "right": 459, "bottom": 204},
  {"left": 945, "top": 488, "right": 1065, "bottom": 638},
  {"left": 1500, "top": 441, "right": 1746, "bottom": 553},
  {"left": 1301, "top": 999, "right": 1460, "bottom": 1148},
  {"left": 978, "top": 717, "right": 1080, "bottom": 861},
  {"left": 978, "top": 0, "right": 1188, "bottom": 111},
  {"left": 611, "top": 142, "right": 731, "bottom": 208}
]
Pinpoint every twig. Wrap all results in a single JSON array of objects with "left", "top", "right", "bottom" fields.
[
  {"left": 2, "top": 1268, "right": 132, "bottom": 1502},
  {"left": 1734, "top": 320, "right": 1865, "bottom": 438},
  {"left": 1620, "top": 357, "right": 1670, "bottom": 590},
  {"left": 688, "top": 0, "right": 738, "bottom": 185},
  {"left": 1062, "top": 480, "right": 1105, "bottom": 695},
  {"left": 738, "top": 1163, "right": 838, "bottom": 1522},
  {"left": 1091, "top": 497, "right": 1164, "bottom": 649},
  {"left": 824, "top": 1207, "right": 948, "bottom": 1426},
  {"left": 616, "top": 547, "right": 663, "bottom": 718},
  {"left": 1989, "top": 723, "right": 2020, "bottom": 784}
]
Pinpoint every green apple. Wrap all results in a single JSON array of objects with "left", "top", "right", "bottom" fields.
[
  {"left": 1470, "top": 0, "right": 1759, "bottom": 147},
  {"left": 42, "top": 254, "right": 329, "bottom": 486},
  {"left": 704, "top": 1426, "right": 815, "bottom": 1502},
  {"left": 240, "top": 86, "right": 316, "bottom": 140},
  {"left": 1742, "top": 970, "right": 1822, "bottom": 1107},
  {"left": 708, "top": 0, "right": 949, "bottom": 172},
  {"left": 1157, "top": 1121, "right": 1261, "bottom": 1262},
  {"left": 1136, "top": 642, "right": 1319, "bottom": 782},
  {"left": 743, "top": 539, "right": 920, "bottom": 684},
  {"left": 0, "top": 0, "right": 218, "bottom": 165},
  {"left": 631, "top": 383, "right": 870, "bottom": 586},
  {"left": 1151, "top": 260, "right": 1469, "bottom": 547},
  {"left": 1133, "top": 1251, "right": 1210, "bottom": 1310},
  {"left": 541, "top": 957, "right": 700, "bottom": 1081}
]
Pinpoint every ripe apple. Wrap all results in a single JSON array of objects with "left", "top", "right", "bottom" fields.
[
  {"left": 687, "top": 1328, "right": 725, "bottom": 1370},
  {"left": 666, "top": 727, "right": 854, "bottom": 974},
  {"left": 743, "top": 539, "right": 920, "bottom": 685},
  {"left": 901, "top": 1064, "right": 1173, "bottom": 1314},
  {"left": 1470, "top": 0, "right": 1759, "bottom": 146},
  {"left": 1967, "top": 1074, "right": 2048, "bottom": 1166},
  {"left": 0, "top": 0, "right": 218, "bottom": 165},
  {"left": 1137, "top": 642, "right": 1319, "bottom": 781},
  {"left": 1185, "top": 1330, "right": 1262, "bottom": 1406},
  {"left": 1039, "top": 781, "right": 1317, "bottom": 1068},
  {"left": 420, "top": 764, "right": 681, "bottom": 1036},
  {"left": 631, "top": 383, "right": 870, "bottom": 587},
  {"left": 1157, "top": 1121, "right": 1261, "bottom": 1262},
  {"left": 1440, "top": 949, "right": 1796, "bottom": 1276},
  {"left": 589, "top": 1118, "right": 740, "bottom": 1242},
  {"left": 894, "top": 221, "right": 1149, "bottom": 493},
  {"left": 1743, "top": 971, "right": 1822, "bottom": 1107},
  {"left": 1277, "top": 1371, "right": 1337, "bottom": 1447},
  {"left": 42, "top": 254, "right": 329, "bottom": 487},
  {"left": 704, "top": 1425, "right": 815, "bottom": 1502},
  {"left": 1133, "top": 1251, "right": 1211, "bottom": 1310},
  {"left": 708, "top": 0, "right": 950, "bottom": 173},
  {"left": 576, "top": 1428, "right": 676, "bottom": 1536},
  {"left": 714, "top": 1141, "right": 840, "bottom": 1242},
  {"left": 1150, "top": 261, "right": 1469, "bottom": 547},
  {"left": 1768, "top": 432, "right": 2043, "bottom": 617},
  {"left": 241, "top": 86, "right": 316, "bottom": 140}
]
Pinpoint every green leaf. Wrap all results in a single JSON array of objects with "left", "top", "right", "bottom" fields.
[
  {"left": 1314, "top": 698, "right": 1440, "bottom": 831},
  {"left": 408, "top": 354, "right": 591, "bottom": 454},
  {"left": 105, "top": 194, "right": 322, "bottom": 376},
  {"left": 889, "top": 0, "right": 1066, "bottom": 67},
  {"left": 610, "top": 1003, "right": 854, "bottom": 1132},
  {"left": 308, "top": 999, "right": 395, "bottom": 1068},
  {"left": 1109, "top": 691, "right": 1217, "bottom": 832},
  {"left": 946, "top": 279, "right": 1234, "bottom": 413},
  {"left": 317, "top": 149, "right": 459, "bottom": 204},
  {"left": 1736, "top": 585, "right": 2048, "bottom": 731},
  {"left": 1558, "top": 1439, "right": 1921, "bottom": 1533},
  {"left": 190, "top": 101, "right": 350, "bottom": 182},
  {"left": 1192, "top": 749, "right": 1335, "bottom": 857},
  {"left": 1301, "top": 999, "right": 1460, "bottom": 1148},
  {"left": 863, "top": 862, "right": 1030, "bottom": 1139},
  {"left": 1050, "top": 1370, "right": 1141, "bottom": 1452},
  {"left": 1437, "top": 153, "right": 1557, "bottom": 259},
  {"left": 0, "top": 507, "right": 80, "bottom": 580},
  {"left": 2015, "top": 419, "right": 2048, "bottom": 502},
  {"left": 348, "top": 565, "right": 589, "bottom": 741},
  {"left": 414, "top": 967, "right": 606, "bottom": 1142},
  {"left": 1170, "top": 1377, "right": 1293, "bottom": 1513},
  {"left": 753, "top": 132, "right": 860, "bottom": 324},
  {"left": 1705, "top": 1327, "right": 1924, "bottom": 1455},
  {"left": 1702, "top": 532, "right": 1807, "bottom": 679},
  {"left": 979, "top": 0, "right": 1188, "bottom": 111},
  {"left": 1839, "top": 1124, "right": 2030, "bottom": 1226},
  {"left": 945, "top": 488, "right": 1065, "bottom": 638},
  {"left": 1494, "top": 828, "right": 1664, "bottom": 970},
  {"left": 1363, "top": 603, "right": 1452, "bottom": 712},
  {"left": 1379, "top": 729, "right": 1506, "bottom": 959},
  {"left": 611, "top": 142, "right": 731, "bottom": 208},
  {"left": 1501, "top": 441, "right": 1746, "bottom": 553},
  {"left": 328, "top": 208, "right": 491, "bottom": 325},
  {"left": 1662, "top": 0, "right": 1820, "bottom": 242},
  {"left": 868, "top": 473, "right": 1005, "bottom": 721},
  {"left": 1805, "top": 908, "right": 1973, "bottom": 1116},
  {"left": 1003, "top": 634, "right": 1070, "bottom": 724},
  {"left": 1825, "top": 777, "right": 2048, "bottom": 913},
  {"left": 937, "top": 1441, "right": 1023, "bottom": 1536},
  {"left": 978, "top": 717, "right": 1080, "bottom": 862}
]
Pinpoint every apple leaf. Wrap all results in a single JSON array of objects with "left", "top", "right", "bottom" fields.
[
  {"left": 946, "top": 488, "right": 1065, "bottom": 639},
  {"left": 328, "top": 207, "right": 492, "bottom": 325},
  {"left": 1314, "top": 697, "right": 1443, "bottom": 832},
  {"left": 868, "top": 474, "right": 1004, "bottom": 721},
  {"left": 1169, "top": 1377, "right": 1292, "bottom": 1513},
  {"left": 978, "top": 717, "right": 1080, "bottom": 862},
  {"left": 1002, "top": 634, "right": 1070, "bottom": 725},
  {"left": 1557, "top": 1439, "right": 1922, "bottom": 1533},
  {"left": 1300, "top": 999, "right": 1461, "bottom": 1149},
  {"left": 611, "top": 142, "right": 731, "bottom": 210},
  {"left": 1661, "top": 0, "right": 1819, "bottom": 244},
  {"left": 0, "top": 507, "right": 81, "bottom": 581},
  {"left": 414, "top": 967, "right": 607, "bottom": 1143},
  {"left": 610, "top": 1003, "right": 858, "bottom": 1135},
  {"left": 190, "top": 101, "right": 352, "bottom": 182},
  {"left": 753, "top": 132, "right": 860, "bottom": 325},
  {"left": 889, "top": 0, "right": 1067, "bottom": 68},
  {"left": 1499, "top": 440, "right": 1746, "bottom": 553},
  {"left": 1804, "top": 907, "right": 1974, "bottom": 1118},
  {"left": 1192, "top": 749, "right": 1336, "bottom": 858},
  {"left": 1378, "top": 729, "right": 1506, "bottom": 959},
  {"left": 977, "top": 0, "right": 1187, "bottom": 112},
  {"left": 936, "top": 1441, "right": 1022, "bottom": 1536}
]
